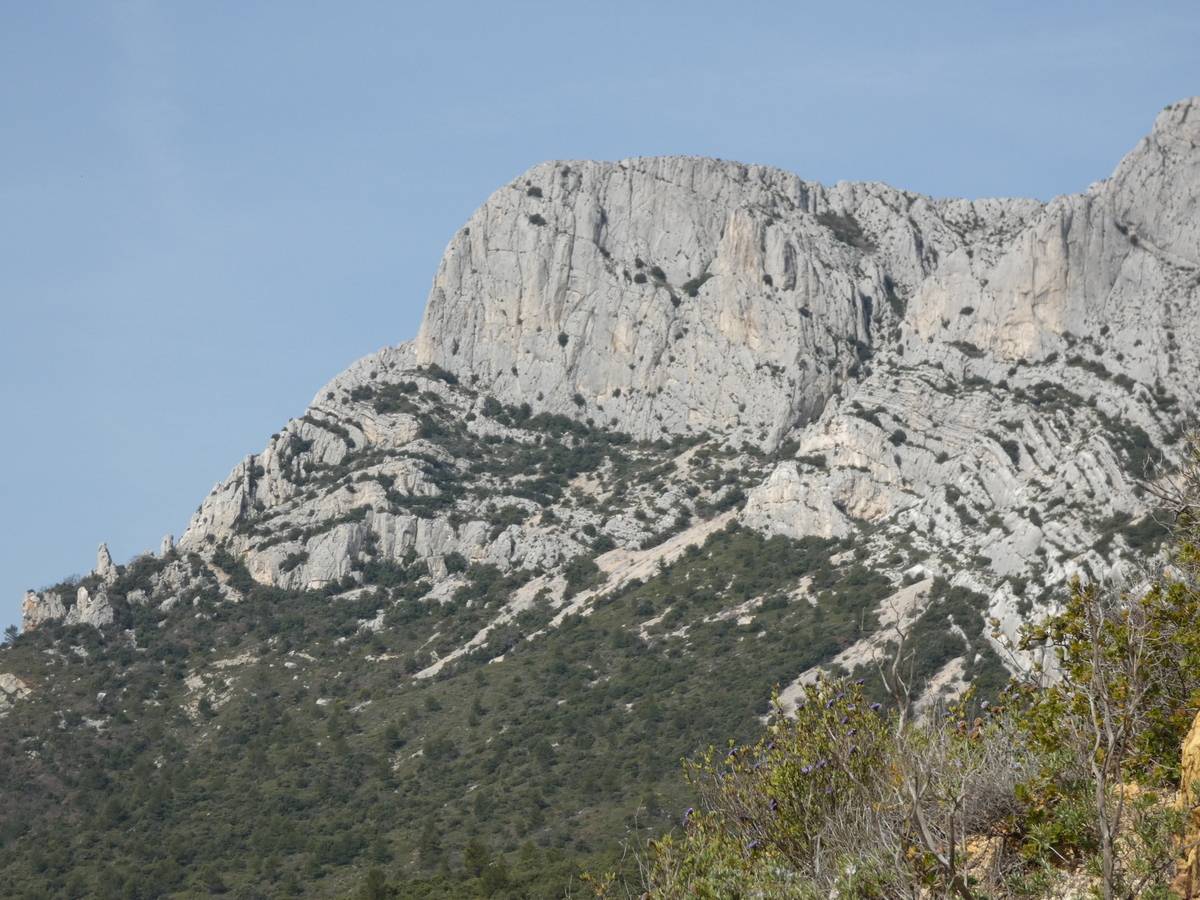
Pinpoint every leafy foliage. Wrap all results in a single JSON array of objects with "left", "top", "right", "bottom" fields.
[
  {"left": 603, "top": 439, "right": 1200, "bottom": 898},
  {"left": 0, "top": 520, "right": 906, "bottom": 897}
]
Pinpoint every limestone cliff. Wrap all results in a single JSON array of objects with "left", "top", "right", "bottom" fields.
[{"left": 21, "top": 99, "right": 1200, "bottom": 700}]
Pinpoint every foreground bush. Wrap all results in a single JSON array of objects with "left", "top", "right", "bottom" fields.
[
  {"left": 592, "top": 438, "right": 1200, "bottom": 899},
  {"left": 637, "top": 679, "right": 1035, "bottom": 898}
]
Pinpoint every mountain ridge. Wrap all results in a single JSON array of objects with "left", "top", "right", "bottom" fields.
[
  {"left": 2, "top": 96, "right": 1198, "bottom": 899},
  {"left": 22, "top": 98, "right": 1197, "bottom": 656}
]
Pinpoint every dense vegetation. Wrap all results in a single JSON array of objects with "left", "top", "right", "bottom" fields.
[
  {"left": 1, "top": 517, "right": 966, "bottom": 898},
  {"left": 584, "top": 440, "right": 1200, "bottom": 898},
  {"left": 0, "top": 374, "right": 1186, "bottom": 898}
]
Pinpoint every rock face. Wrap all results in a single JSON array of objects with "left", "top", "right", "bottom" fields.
[
  {"left": 413, "top": 157, "right": 1039, "bottom": 448},
  {"left": 22, "top": 590, "right": 65, "bottom": 630},
  {"left": 63, "top": 586, "right": 114, "bottom": 629},
  {"left": 20, "top": 100, "right": 1200, "bottom": 691},
  {"left": 0, "top": 673, "right": 30, "bottom": 718},
  {"left": 743, "top": 462, "right": 852, "bottom": 539},
  {"left": 21, "top": 543, "right": 123, "bottom": 631},
  {"left": 1176, "top": 709, "right": 1200, "bottom": 897},
  {"left": 95, "top": 543, "right": 117, "bottom": 583},
  {"left": 415, "top": 100, "right": 1198, "bottom": 450}
]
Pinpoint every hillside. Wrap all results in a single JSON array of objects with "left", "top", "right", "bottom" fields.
[{"left": 1, "top": 98, "right": 1198, "bottom": 898}]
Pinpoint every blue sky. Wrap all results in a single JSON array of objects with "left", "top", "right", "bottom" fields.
[{"left": 2, "top": 1, "right": 1198, "bottom": 630}]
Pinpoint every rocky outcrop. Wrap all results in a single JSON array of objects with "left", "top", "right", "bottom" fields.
[
  {"left": 906, "top": 99, "right": 1199, "bottom": 379},
  {"left": 63, "top": 586, "right": 114, "bottom": 629},
  {"left": 0, "top": 673, "right": 30, "bottom": 718},
  {"left": 95, "top": 543, "right": 118, "bottom": 584},
  {"left": 20, "top": 544, "right": 120, "bottom": 631},
  {"left": 743, "top": 462, "right": 852, "bottom": 539},
  {"left": 21, "top": 590, "right": 65, "bottom": 630},
  {"left": 20, "top": 551, "right": 237, "bottom": 632}
]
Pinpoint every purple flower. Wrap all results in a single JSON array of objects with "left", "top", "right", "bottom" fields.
[
  {"left": 747, "top": 840, "right": 761, "bottom": 852},
  {"left": 855, "top": 678, "right": 865, "bottom": 685},
  {"left": 870, "top": 702, "right": 882, "bottom": 712},
  {"left": 682, "top": 807, "right": 694, "bottom": 826},
  {"left": 769, "top": 798, "right": 779, "bottom": 813}
]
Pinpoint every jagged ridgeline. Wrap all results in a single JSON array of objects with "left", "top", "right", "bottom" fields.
[{"left": 2, "top": 99, "right": 1198, "bottom": 897}]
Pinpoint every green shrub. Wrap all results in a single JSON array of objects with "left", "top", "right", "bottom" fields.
[{"left": 815, "top": 211, "right": 874, "bottom": 251}]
